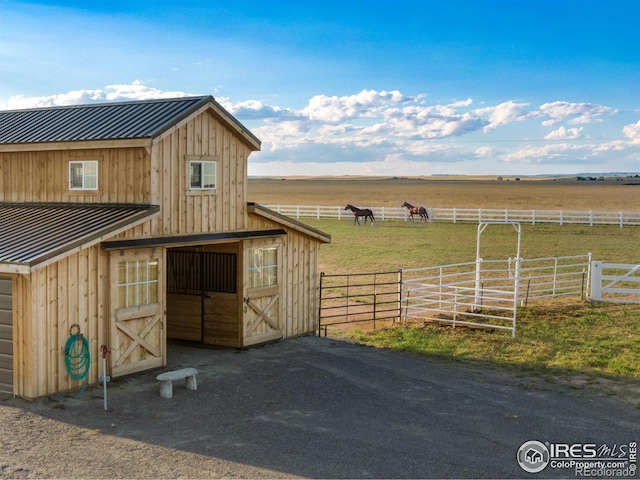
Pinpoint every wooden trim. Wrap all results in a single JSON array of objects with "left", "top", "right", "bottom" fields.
[
  {"left": 246, "top": 284, "right": 279, "bottom": 297},
  {"left": 242, "top": 330, "right": 282, "bottom": 347},
  {"left": 0, "top": 138, "right": 151, "bottom": 153},
  {"left": 115, "top": 303, "right": 161, "bottom": 321},
  {"left": 102, "top": 229, "right": 286, "bottom": 250},
  {"left": 248, "top": 203, "right": 331, "bottom": 243}
]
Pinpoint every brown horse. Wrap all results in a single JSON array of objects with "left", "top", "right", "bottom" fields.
[
  {"left": 402, "top": 201, "right": 429, "bottom": 221},
  {"left": 345, "top": 204, "right": 375, "bottom": 225}
]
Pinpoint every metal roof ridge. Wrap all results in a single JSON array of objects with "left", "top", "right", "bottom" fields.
[{"left": 0, "top": 95, "right": 212, "bottom": 114}]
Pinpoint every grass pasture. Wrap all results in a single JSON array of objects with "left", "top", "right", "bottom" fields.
[{"left": 249, "top": 176, "right": 640, "bottom": 404}]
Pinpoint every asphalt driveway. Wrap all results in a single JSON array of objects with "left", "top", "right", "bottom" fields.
[{"left": 1, "top": 336, "right": 638, "bottom": 478}]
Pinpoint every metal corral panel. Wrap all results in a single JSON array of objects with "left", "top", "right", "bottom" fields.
[
  {"left": 0, "top": 277, "right": 12, "bottom": 394},
  {"left": 0, "top": 203, "right": 158, "bottom": 267}
]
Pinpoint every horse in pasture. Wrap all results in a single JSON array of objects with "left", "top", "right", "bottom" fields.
[
  {"left": 345, "top": 204, "right": 375, "bottom": 225},
  {"left": 402, "top": 201, "right": 429, "bottom": 222}
]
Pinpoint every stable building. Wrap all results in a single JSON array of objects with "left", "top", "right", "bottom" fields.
[{"left": 0, "top": 96, "right": 330, "bottom": 399}]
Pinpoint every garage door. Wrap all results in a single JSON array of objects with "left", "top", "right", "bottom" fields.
[{"left": 0, "top": 277, "right": 12, "bottom": 394}]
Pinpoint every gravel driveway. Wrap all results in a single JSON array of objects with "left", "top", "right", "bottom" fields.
[{"left": 1, "top": 336, "right": 638, "bottom": 479}]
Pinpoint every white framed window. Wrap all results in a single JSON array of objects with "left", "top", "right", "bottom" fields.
[
  {"left": 116, "top": 259, "right": 159, "bottom": 308},
  {"left": 189, "top": 160, "right": 217, "bottom": 190},
  {"left": 248, "top": 247, "right": 278, "bottom": 288},
  {"left": 69, "top": 161, "right": 98, "bottom": 190}
]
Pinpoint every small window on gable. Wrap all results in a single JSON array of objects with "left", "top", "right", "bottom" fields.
[
  {"left": 69, "top": 161, "right": 98, "bottom": 190},
  {"left": 189, "top": 160, "right": 217, "bottom": 190}
]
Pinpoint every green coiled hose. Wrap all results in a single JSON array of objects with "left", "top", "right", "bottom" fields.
[{"left": 64, "top": 329, "right": 90, "bottom": 398}]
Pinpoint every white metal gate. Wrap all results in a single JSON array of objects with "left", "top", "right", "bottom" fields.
[{"left": 590, "top": 262, "right": 640, "bottom": 303}]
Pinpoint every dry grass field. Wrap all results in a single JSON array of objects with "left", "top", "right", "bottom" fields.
[{"left": 248, "top": 175, "right": 640, "bottom": 211}]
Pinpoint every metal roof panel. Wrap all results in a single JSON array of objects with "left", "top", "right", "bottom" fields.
[
  {"left": 0, "top": 203, "right": 159, "bottom": 267},
  {"left": 0, "top": 96, "right": 211, "bottom": 144}
]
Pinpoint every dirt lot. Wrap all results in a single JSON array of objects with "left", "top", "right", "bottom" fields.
[{"left": 1, "top": 336, "right": 639, "bottom": 479}]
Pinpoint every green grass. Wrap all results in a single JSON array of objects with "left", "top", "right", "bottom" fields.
[
  {"left": 338, "top": 302, "right": 640, "bottom": 378},
  {"left": 304, "top": 219, "right": 640, "bottom": 273}
]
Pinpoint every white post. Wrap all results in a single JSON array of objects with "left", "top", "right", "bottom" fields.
[
  {"left": 590, "top": 261, "right": 602, "bottom": 300},
  {"left": 98, "top": 345, "right": 110, "bottom": 411},
  {"left": 102, "top": 356, "right": 107, "bottom": 410}
]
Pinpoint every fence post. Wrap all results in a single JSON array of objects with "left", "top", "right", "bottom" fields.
[
  {"left": 474, "top": 257, "right": 483, "bottom": 311},
  {"left": 318, "top": 272, "right": 325, "bottom": 336},
  {"left": 590, "top": 261, "right": 602, "bottom": 300},
  {"left": 397, "top": 269, "right": 403, "bottom": 323},
  {"left": 532, "top": 209, "right": 536, "bottom": 225},
  {"left": 512, "top": 256, "right": 521, "bottom": 339}
]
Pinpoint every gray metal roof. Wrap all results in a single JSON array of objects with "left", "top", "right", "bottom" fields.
[
  {"left": 0, "top": 96, "right": 260, "bottom": 147},
  {"left": 0, "top": 203, "right": 158, "bottom": 268}
]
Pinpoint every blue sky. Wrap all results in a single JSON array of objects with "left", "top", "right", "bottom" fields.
[{"left": 1, "top": 0, "right": 638, "bottom": 176}]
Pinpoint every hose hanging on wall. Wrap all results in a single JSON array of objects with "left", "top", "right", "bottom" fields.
[{"left": 64, "top": 324, "right": 91, "bottom": 398}]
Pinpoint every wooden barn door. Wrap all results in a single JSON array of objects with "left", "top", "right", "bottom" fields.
[
  {"left": 109, "top": 249, "right": 165, "bottom": 377},
  {"left": 243, "top": 240, "right": 283, "bottom": 346}
]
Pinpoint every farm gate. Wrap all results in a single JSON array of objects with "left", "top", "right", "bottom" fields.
[
  {"left": 318, "top": 254, "right": 592, "bottom": 337},
  {"left": 318, "top": 271, "right": 401, "bottom": 335},
  {"left": 590, "top": 262, "right": 640, "bottom": 303}
]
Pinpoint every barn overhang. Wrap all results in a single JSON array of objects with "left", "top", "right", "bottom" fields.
[
  {"left": 101, "top": 229, "right": 287, "bottom": 251},
  {"left": 0, "top": 203, "right": 159, "bottom": 274}
]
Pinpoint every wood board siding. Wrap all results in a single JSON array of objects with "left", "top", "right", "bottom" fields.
[
  {"left": 247, "top": 213, "right": 321, "bottom": 338},
  {"left": 11, "top": 245, "right": 110, "bottom": 399},
  {"left": 0, "top": 148, "right": 152, "bottom": 204},
  {"left": 152, "top": 110, "right": 250, "bottom": 235}
]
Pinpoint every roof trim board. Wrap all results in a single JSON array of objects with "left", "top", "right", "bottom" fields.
[
  {"left": 101, "top": 229, "right": 288, "bottom": 250},
  {"left": 248, "top": 203, "right": 331, "bottom": 243}
]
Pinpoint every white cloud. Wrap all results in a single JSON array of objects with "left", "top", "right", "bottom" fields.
[
  {"left": 300, "top": 89, "right": 411, "bottom": 123},
  {"left": 475, "top": 146, "right": 493, "bottom": 157},
  {"left": 448, "top": 98, "right": 473, "bottom": 108},
  {"left": 474, "top": 101, "right": 533, "bottom": 132},
  {"left": 2, "top": 82, "right": 637, "bottom": 177},
  {"left": 539, "top": 101, "right": 617, "bottom": 126},
  {"left": 544, "top": 126, "right": 584, "bottom": 140},
  {"left": 623, "top": 120, "right": 640, "bottom": 144},
  {"left": 223, "top": 99, "right": 296, "bottom": 120},
  {"left": 1, "top": 81, "right": 191, "bottom": 109}
]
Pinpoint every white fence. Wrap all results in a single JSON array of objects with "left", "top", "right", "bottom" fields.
[
  {"left": 400, "top": 254, "right": 592, "bottom": 337},
  {"left": 265, "top": 205, "right": 640, "bottom": 227},
  {"left": 590, "top": 262, "right": 640, "bottom": 303}
]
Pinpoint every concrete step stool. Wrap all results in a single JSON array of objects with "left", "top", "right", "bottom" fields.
[{"left": 156, "top": 367, "right": 198, "bottom": 399}]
